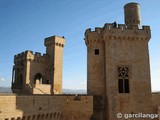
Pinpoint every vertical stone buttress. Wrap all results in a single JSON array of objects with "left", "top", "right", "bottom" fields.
[
  {"left": 85, "top": 2, "right": 152, "bottom": 120},
  {"left": 44, "top": 36, "right": 65, "bottom": 94},
  {"left": 85, "top": 28, "right": 106, "bottom": 119}
]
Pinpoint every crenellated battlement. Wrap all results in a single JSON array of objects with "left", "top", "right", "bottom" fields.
[
  {"left": 85, "top": 27, "right": 103, "bottom": 36},
  {"left": 44, "top": 36, "right": 65, "bottom": 48},
  {"left": 103, "top": 24, "right": 151, "bottom": 41},
  {"left": 14, "top": 50, "right": 48, "bottom": 63},
  {"left": 85, "top": 23, "right": 151, "bottom": 44},
  {"left": 85, "top": 23, "right": 150, "bottom": 34},
  {"left": 103, "top": 23, "right": 150, "bottom": 33},
  {"left": 85, "top": 28, "right": 103, "bottom": 45}
]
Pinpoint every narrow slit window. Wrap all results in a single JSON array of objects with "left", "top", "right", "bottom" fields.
[{"left": 95, "top": 49, "right": 99, "bottom": 55}]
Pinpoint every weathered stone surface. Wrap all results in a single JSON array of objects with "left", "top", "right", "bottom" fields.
[
  {"left": 85, "top": 2, "right": 159, "bottom": 120},
  {"left": 0, "top": 95, "right": 93, "bottom": 120},
  {"left": 12, "top": 36, "right": 65, "bottom": 94}
]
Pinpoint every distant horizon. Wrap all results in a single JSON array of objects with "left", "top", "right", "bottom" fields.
[
  {"left": 0, "top": 86, "right": 87, "bottom": 90},
  {"left": 0, "top": 87, "right": 87, "bottom": 95},
  {"left": 1, "top": 86, "right": 160, "bottom": 93}
]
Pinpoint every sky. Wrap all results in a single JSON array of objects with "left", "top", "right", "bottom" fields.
[{"left": 0, "top": 0, "right": 160, "bottom": 91}]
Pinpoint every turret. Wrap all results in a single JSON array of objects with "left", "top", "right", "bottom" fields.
[
  {"left": 124, "top": 2, "right": 141, "bottom": 28},
  {"left": 44, "top": 36, "right": 65, "bottom": 94}
]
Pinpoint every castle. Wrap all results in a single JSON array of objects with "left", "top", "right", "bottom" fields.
[
  {"left": 11, "top": 36, "right": 65, "bottom": 94},
  {"left": 0, "top": 2, "right": 160, "bottom": 120}
]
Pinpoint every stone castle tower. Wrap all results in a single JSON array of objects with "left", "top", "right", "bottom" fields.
[
  {"left": 12, "top": 36, "right": 65, "bottom": 94},
  {"left": 85, "top": 2, "right": 152, "bottom": 120}
]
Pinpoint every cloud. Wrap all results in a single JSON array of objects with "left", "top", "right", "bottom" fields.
[
  {"left": 0, "top": 78, "right": 6, "bottom": 82},
  {"left": 80, "top": 82, "right": 86, "bottom": 85}
]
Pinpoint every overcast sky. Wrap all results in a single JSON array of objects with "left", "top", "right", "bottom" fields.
[{"left": 0, "top": 0, "right": 160, "bottom": 91}]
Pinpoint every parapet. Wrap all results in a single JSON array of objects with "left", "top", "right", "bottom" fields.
[
  {"left": 14, "top": 50, "right": 48, "bottom": 63},
  {"left": 44, "top": 36, "right": 65, "bottom": 48},
  {"left": 0, "top": 95, "right": 93, "bottom": 120},
  {"left": 85, "top": 23, "right": 151, "bottom": 44},
  {"left": 103, "top": 23, "right": 151, "bottom": 40},
  {"left": 85, "top": 27, "right": 103, "bottom": 45}
]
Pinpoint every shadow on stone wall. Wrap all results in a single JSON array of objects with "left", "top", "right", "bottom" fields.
[{"left": 14, "top": 95, "right": 93, "bottom": 120}]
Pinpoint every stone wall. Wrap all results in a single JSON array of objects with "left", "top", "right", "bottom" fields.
[
  {"left": 0, "top": 94, "right": 93, "bottom": 120},
  {"left": 152, "top": 92, "right": 160, "bottom": 113}
]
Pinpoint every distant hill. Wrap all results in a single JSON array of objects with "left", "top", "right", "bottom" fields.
[
  {"left": 63, "top": 89, "right": 87, "bottom": 94},
  {"left": 0, "top": 87, "right": 86, "bottom": 94},
  {"left": 0, "top": 87, "right": 12, "bottom": 93}
]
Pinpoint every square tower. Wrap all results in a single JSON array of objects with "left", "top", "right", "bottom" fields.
[
  {"left": 44, "top": 36, "right": 65, "bottom": 94},
  {"left": 85, "top": 2, "right": 152, "bottom": 120}
]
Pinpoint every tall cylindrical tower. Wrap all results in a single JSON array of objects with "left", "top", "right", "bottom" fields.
[{"left": 124, "top": 2, "right": 141, "bottom": 28}]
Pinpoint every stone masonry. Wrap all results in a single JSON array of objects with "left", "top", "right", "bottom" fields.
[
  {"left": 12, "top": 36, "right": 65, "bottom": 94},
  {"left": 85, "top": 2, "right": 158, "bottom": 120}
]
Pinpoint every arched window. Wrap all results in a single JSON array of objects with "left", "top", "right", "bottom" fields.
[
  {"left": 34, "top": 73, "right": 43, "bottom": 84},
  {"left": 34, "top": 73, "right": 51, "bottom": 84},
  {"left": 118, "top": 66, "right": 129, "bottom": 93}
]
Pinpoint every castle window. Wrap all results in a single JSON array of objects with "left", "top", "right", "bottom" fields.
[
  {"left": 95, "top": 49, "right": 99, "bottom": 55},
  {"left": 17, "top": 117, "right": 21, "bottom": 120},
  {"left": 34, "top": 73, "right": 43, "bottom": 84},
  {"left": 34, "top": 73, "right": 50, "bottom": 84},
  {"left": 22, "top": 116, "right": 26, "bottom": 120},
  {"left": 118, "top": 67, "right": 129, "bottom": 93}
]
